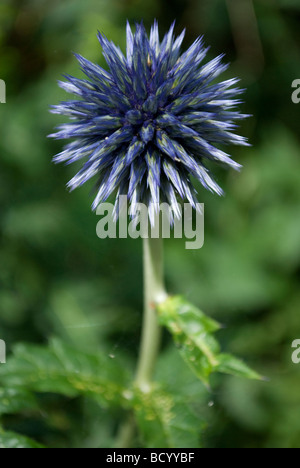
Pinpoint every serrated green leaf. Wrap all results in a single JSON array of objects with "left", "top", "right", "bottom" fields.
[
  {"left": 0, "top": 339, "right": 129, "bottom": 407},
  {"left": 132, "top": 386, "right": 203, "bottom": 448},
  {"left": 158, "top": 296, "right": 261, "bottom": 384},
  {"left": 217, "top": 354, "right": 262, "bottom": 380},
  {"left": 0, "top": 388, "right": 38, "bottom": 416},
  {"left": 159, "top": 296, "right": 220, "bottom": 336},
  {"left": 0, "top": 430, "right": 45, "bottom": 448}
]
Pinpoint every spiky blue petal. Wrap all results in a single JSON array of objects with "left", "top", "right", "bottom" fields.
[{"left": 50, "top": 21, "right": 249, "bottom": 222}]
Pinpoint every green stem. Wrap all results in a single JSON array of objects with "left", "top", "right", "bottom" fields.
[
  {"left": 116, "top": 235, "right": 166, "bottom": 447},
  {"left": 115, "top": 414, "right": 136, "bottom": 449},
  {"left": 135, "top": 236, "right": 167, "bottom": 389}
]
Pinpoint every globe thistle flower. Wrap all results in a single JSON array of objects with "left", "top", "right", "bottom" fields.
[{"left": 50, "top": 21, "right": 249, "bottom": 223}]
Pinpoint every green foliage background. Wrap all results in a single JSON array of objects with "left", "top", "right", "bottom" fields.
[{"left": 0, "top": 0, "right": 300, "bottom": 448}]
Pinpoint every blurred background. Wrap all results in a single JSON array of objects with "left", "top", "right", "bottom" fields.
[{"left": 0, "top": 0, "right": 300, "bottom": 448}]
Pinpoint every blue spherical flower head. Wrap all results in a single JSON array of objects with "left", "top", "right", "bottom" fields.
[{"left": 50, "top": 21, "right": 249, "bottom": 224}]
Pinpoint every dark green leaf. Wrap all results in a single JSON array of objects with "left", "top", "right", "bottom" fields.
[
  {"left": 133, "top": 385, "right": 203, "bottom": 448},
  {"left": 0, "top": 431, "right": 45, "bottom": 449},
  {"left": 0, "top": 388, "right": 38, "bottom": 416},
  {"left": 0, "top": 339, "right": 129, "bottom": 407}
]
